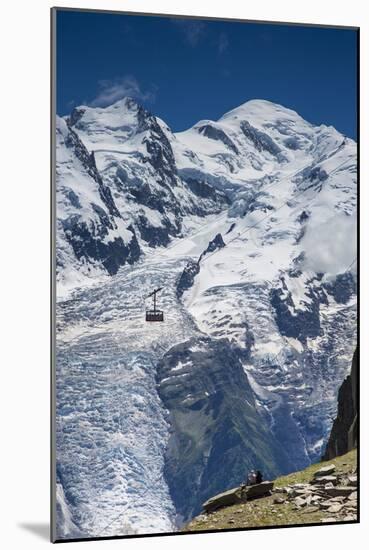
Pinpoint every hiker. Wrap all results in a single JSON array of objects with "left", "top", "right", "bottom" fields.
[
  {"left": 247, "top": 470, "right": 257, "bottom": 486},
  {"left": 255, "top": 470, "right": 263, "bottom": 484}
]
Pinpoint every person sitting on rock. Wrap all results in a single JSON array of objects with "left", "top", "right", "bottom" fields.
[
  {"left": 247, "top": 470, "right": 257, "bottom": 485},
  {"left": 255, "top": 470, "right": 263, "bottom": 484}
]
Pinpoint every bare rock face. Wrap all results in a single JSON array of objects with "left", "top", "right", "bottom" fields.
[
  {"left": 176, "top": 260, "right": 200, "bottom": 298},
  {"left": 323, "top": 348, "right": 358, "bottom": 460}
]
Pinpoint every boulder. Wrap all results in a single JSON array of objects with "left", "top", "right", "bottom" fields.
[
  {"left": 202, "top": 481, "right": 274, "bottom": 513},
  {"left": 308, "top": 485, "right": 327, "bottom": 494},
  {"left": 294, "top": 497, "right": 306, "bottom": 507},
  {"left": 329, "top": 496, "right": 345, "bottom": 503},
  {"left": 314, "top": 475, "right": 337, "bottom": 485},
  {"left": 313, "top": 465, "right": 336, "bottom": 478},
  {"left": 202, "top": 486, "right": 246, "bottom": 512},
  {"left": 245, "top": 481, "right": 274, "bottom": 500},
  {"left": 291, "top": 488, "right": 312, "bottom": 497},
  {"left": 348, "top": 491, "right": 357, "bottom": 501},
  {"left": 342, "top": 503, "right": 356, "bottom": 511},
  {"left": 327, "top": 503, "right": 344, "bottom": 513},
  {"left": 304, "top": 505, "right": 319, "bottom": 513},
  {"left": 324, "top": 486, "right": 354, "bottom": 498},
  {"left": 320, "top": 502, "right": 333, "bottom": 510},
  {"left": 347, "top": 475, "right": 357, "bottom": 486}
]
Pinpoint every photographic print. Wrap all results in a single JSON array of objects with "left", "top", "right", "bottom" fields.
[{"left": 51, "top": 8, "right": 358, "bottom": 542}]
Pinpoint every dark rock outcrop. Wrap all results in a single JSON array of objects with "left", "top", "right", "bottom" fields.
[
  {"left": 185, "top": 177, "right": 230, "bottom": 205},
  {"left": 270, "top": 276, "right": 325, "bottom": 342},
  {"left": 176, "top": 233, "right": 225, "bottom": 298},
  {"left": 240, "top": 120, "right": 283, "bottom": 158},
  {"left": 176, "top": 260, "right": 200, "bottom": 298},
  {"left": 323, "top": 348, "right": 358, "bottom": 460},
  {"left": 197, "top": 123, "right": 239, "bottom": 154},
  {"left": 57, "top": 118, "right": 141, "bottom": 275},
  {"left": 199, "top": 233, "right": 225, "bottom": 261}
]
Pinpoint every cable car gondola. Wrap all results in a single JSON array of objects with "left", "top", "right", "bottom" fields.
[{"left": 145, "top": 287, "right": 164, "bottom": 322}]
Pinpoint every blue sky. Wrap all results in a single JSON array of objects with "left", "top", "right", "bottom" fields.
[{"left": 56, "top": 10, "right": 358, "bottom": 139}]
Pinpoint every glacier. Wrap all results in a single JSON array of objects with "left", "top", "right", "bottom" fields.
[{"left": 55, "top": 97, "right": 357, "bottom": 538}]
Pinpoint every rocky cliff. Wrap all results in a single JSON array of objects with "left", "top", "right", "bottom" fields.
[{"left": 323, "top": 348, "right": 358, "bottom": 460}]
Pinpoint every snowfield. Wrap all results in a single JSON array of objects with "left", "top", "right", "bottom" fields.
[{"left": 55, "top": 98, "right": 357, "bottom": 538}]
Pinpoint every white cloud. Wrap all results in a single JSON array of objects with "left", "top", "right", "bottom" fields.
[
  {"left": 301, "top": 213, "right": 357, "bottom": 277},
  {"left": 89, "top": 76, "right": 156, "bottom": 108}
]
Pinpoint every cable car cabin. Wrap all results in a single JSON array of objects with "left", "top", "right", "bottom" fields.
[
  {"left": 145, "top": 287, "right": 164, "bottom": 322},
  {"left": 146, "top": 309, "right": 164, "bottom": 322}
]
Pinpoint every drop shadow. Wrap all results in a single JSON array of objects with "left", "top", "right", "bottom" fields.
[{"left": 18, "top": 522, "right": 49, "bottom": 541}]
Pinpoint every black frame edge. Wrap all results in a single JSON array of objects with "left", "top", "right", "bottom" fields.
[{"left": 51, "top": 5, "right": 57, "bottom": 544}]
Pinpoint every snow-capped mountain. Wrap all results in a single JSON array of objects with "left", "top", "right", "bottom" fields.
[
  {"left": 66, "top": 98, "right": 228, "bottom": 245},
  {"left": 56, "top": 116, "right": 140, "bottom": 291},
  {"left": 55, "top": 98, "right": 357, "bottom": 538}
]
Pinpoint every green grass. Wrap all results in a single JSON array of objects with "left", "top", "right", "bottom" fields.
[
  {"left": 273, "top": 449, "right": 357, "bottom": 489},
  {"left": 183, "top": 449, "right": 357, "bottom": 532}
]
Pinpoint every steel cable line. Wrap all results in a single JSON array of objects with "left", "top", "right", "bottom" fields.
[
  {"left": 89, "top": 254, "right": 357, "bottom": 538},
  {"left": 199, "top": 157, "right": 355, "bottom": 266},
  {"left": 143, "top": 157, "right": 330, "bottom": 261}
]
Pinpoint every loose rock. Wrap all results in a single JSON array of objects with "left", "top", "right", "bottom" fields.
[
  {"left": 314, "top": 475, "right": 337, "bottom": 485},
  {"left": 327, "top": 503, "right": 343, "bottom": 513},
  {"left": 347, "top": 475, "right": 357, "bottom": 486},
  {"left": 314, "top": 465, "right": 336, "bottom": 478},
  {"left": 324, "top": 486, "right": 354, "bottom": 498},
  {"left": 343, "top": 514, "right": 356, "bottom": 521}
]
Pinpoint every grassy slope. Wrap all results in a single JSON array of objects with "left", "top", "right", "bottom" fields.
[{"left": 183, "top": 449, "right": 357, "bottom": 532}]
